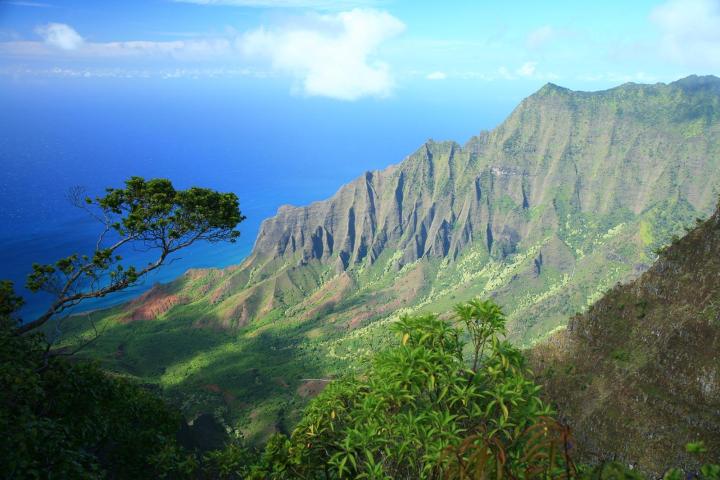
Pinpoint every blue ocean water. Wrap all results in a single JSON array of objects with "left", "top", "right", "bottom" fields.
[{"left": 0, "top": 76, "right": 521, "bottom": 320}]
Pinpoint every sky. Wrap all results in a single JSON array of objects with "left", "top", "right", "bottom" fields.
[{"left": 1, "top": 0, "right": 719, "bottom": 98}]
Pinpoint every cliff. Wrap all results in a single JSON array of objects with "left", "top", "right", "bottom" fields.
[{"left": 531, "top": 201, "right": 720, "bottom": 476}]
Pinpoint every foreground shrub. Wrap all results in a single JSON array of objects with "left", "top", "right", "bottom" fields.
[{"left": 251, "top": 299, "right": 562, "bottom": 479}]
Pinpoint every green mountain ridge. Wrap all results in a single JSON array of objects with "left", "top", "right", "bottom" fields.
[
  {"left": 530, "top": 199, "right": 720, "bottom": 476},
  {"left": 61, "top": 75, "right": 720, "bottom": 442}
]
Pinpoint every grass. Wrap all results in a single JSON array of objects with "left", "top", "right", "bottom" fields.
[{"left": 57, "top": 193, "right": 704, "bottom": 444}]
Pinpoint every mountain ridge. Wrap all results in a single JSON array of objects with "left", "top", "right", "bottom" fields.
[
  {"left": 530, "top": 200, "right": 720, "bottom": 475},
  {"left": 64, "top": 75, "right": 720, "bottom": 441}
]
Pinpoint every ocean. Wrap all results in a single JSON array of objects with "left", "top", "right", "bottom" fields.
[{"left": 0, "top": 76, "right": 520, "bottom": 320}]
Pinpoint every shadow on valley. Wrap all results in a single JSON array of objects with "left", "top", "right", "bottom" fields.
[{"left": 60, "top": 305, "right": 329, "bottom": 444}]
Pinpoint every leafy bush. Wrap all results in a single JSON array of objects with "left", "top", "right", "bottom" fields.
[
  {"left": 0, "top": 281, "right": 186, "bottom": 478},
  {"left": 3, "top": 280, "right": 717, "bottom": 478},
  {"left": 250, "top": 299, "right": 561, "bottom": 478}
]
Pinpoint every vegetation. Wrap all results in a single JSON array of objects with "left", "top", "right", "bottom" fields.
[
  {"left": 2, "top": 279, "right": 718, "bottom": 477},
  {"left": 247, "top": 297, "right": 718, "bottom": 479},
  {"left": 62, "top": 77, "right": 720, "bottom": 444},
  {"left": 1, "top": 280, "right": 183, "bottom": 478},
  {"left": 0, "top": 177, "right": 248, "bottom": 478},
  {"left": 4, "top": 81, "right": 720, "bottom": 477},
  {"left": 17, "top": 176, "right": 244, "bottom": 335},
  {"left": 250, "top": 300, "right": 568, "bottom": 478},
  {"left": 531, "top": 201, "right": 720, "bottom": 475}
]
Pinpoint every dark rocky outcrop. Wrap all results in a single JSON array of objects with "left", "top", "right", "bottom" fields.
[{"left": 530, "top": 203, "right": 720, "bottom": 476}]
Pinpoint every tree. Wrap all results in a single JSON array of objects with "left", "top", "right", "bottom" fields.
[
  {"left": 15, "top": 176, "right": 245, "bottom": 335},
  {"left": 0, "top": 177, "right": 246, "bottom": 478},
  {"left": 251, "top": 299, "right": 558, "bottom": 479},
  {"left": 0, "top": 279, "right": 187, "bottom": 478}
]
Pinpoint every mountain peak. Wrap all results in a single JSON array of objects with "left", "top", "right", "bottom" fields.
[
  {"left": 671, "top": 74, "right": 720, "bottom": 92},
  {"left": 530, "top": 75, "right": 720, "bottom": 100},
  {"left": 535, "top": 82, "right": 571, "bottom": 96},
  {"left": 82, "top": 76, "right": 720, "bottom": 448}
]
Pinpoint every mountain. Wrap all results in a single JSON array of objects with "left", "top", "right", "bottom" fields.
[
  {"left": 63, "top": 75, "right": 720, "bottom": 442},
  {"left": 530, "top": 200, "right": 720, "bottom": 476}
]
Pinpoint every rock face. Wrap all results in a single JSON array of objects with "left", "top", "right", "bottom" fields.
[
  {"left": 167, "top": 75, "right": 720, "bottom": 339},
  {"left": 530, "top": 203, "right": 720, "bottom": 476},
  {"left": 79, "top": 76, "right": 720, "bottom": 442}
]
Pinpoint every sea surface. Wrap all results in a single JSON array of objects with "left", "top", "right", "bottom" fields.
[{"left": 0, "top": 76, "right": 520, "bottom": 320}]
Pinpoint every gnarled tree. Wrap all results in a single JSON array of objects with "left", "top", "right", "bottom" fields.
[{"left": 15, "top": 176, "right": 245, "bottom": 335}]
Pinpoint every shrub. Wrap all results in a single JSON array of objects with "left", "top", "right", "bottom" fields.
[{"left": 251, "top": 299, "right": 557, "bottom": 479}]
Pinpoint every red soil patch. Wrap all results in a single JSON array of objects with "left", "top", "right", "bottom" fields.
[
  {"left": 299, "top": 272, "right": 354, "bottom": 321},
  {"left": 344, "top": 265, "right": 423, "bottom": 330},
  {"left": 204, "top": 384, "right": 222, "bottom": 394},
  {"left": 203, "top": 384, "right": 237, "bottom": 405},
  {"left": 273, "top": 377, "right": 290, "bottom": 388},
  {"left": 194, "top": 282, "right": 213, "bottom": 296},
  {"left": 123, "top": 285, "right": 186, "bottom": 322},
  {"left": 296, "top": 379, "right": 330, "bottom": 399},
  {"left": 222, "top": 302, "right": 252, "bottom": 329},
  {"left": 210, "top": 283, "right": 231, "bottom": 304},
  {"left": 347, "top": 311, "right": 374, "bottom": 330},
  {"left": 184, "top": 268, "right": 212, "bottom": 281}
]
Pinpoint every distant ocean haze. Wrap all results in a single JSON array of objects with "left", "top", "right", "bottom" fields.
[{"left": 0, "top": 76, "right": 515, "bottom": 319}]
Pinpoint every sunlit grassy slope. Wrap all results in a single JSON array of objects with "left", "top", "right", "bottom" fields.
[{"left": 59, "top": 75, "right": 720, "bottom": 443}]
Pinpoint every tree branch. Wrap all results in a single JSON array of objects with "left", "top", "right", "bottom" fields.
[{"left": 16, "top": 177, "right": 243, "bottom": 337}]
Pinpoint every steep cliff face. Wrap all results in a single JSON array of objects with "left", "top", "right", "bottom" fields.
[
  {"left": 530, "top": 203, "right": 720, "bottom": 476},
  {"left": 158, "top": 75, "right": 720, "bottom": 339},
  {"left": 72, "top": 76, "right": 720, "bottom": 441}
]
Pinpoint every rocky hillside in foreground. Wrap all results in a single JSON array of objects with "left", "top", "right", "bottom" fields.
[
  {"left": 530, "top": 202, "right": 720, "bottom": 477},
  {"left": 66, "top": 75, "right": 720, "bottom": 441}
]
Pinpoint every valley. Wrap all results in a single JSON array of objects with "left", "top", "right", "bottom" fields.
[{"left": 58, "top": 75, "right": 720, "bottom": 447}]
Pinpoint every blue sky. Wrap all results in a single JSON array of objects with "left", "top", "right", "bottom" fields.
[{"left": 1, "top": 0, "right": 719, "bottom": 99}]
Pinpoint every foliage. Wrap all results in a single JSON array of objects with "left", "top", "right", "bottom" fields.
[
  {"left": 0, "top": 176, "right": 250, "bottom": 478},
  {"left": 250, "top": 299, "right": 557, "bottom": 479},
  {"left": 4, "top": 276, "right": 718, "bottom": 478},
  {"left": 201, "top": 435, "right": 258, "bottom": 480},
  {"left": 17, "top": 176, "right": 245, "bottom": 334},
  {"left": 1, "top": 279, "right": 265, "bottom": 479},
  {"left": 0, "top": 282, "right": 186, "bottom": 479},
  {"left": 247, "top": 297, "right": 719, "bottom": 479},
  {"left": 661, "top": 442, "right": 720, "bottom": 480}
]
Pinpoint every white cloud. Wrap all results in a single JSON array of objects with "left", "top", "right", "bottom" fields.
[
  {"left": 5, "top": 1, "right": 51, "bottom": 6},
  {"left": 174, "top": 0, "right": 375, "bottom": 8},
  {"left": 497, "top": 66, "right": 515, "bottom": 80},
  {"left": 1, "top": 10, "right": 405, "bottom": 101},
  {"left": 651, "top": 0, "right": 720, "bottom": 68},
  {"left": 426, "top": 71, "right": 446, "bottom": 80},
  {"left": 83, "top": 39, "right": 234, "bottom": 59},
  {"left": 2, "top": 26, "right": 235, "bottom": 60},
  {"left": 0, "top": 66, "right": 270, "bottom": 79},
  {"left": 577, "top": 71, "right": 659, "bottom": 83},
  {"left": 240, "top": 9, "right": 405, "bottom": 100},
  {"left": 516, "top": 61, "right": 537, "bottom": 77},
  {"left": 493, "top": 63, "right": 559, "bottom": 81},
  {"left": 526, "top": 25, "right": 555, "bottom": 50},
  {"left": 35, "top": 23, "right": 83, "bottom": 50}
]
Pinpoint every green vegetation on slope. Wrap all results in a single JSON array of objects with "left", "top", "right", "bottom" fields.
[
  {"left": 1, "top": 281, "right": 184, "bottom": 478},
  {"left": 530, "top": 199, "right": 720, "bottom": 476},
  {"left": 250, "top": 298, "right": 718, "bottom": 479},
  {"left": 252, "top": 300, "right": 556, "bottom": 478},
  {"left": 61, "top": 76, "right": 720, "bottom": 444},
  {"left": 4, "top": 277, "right": 719, "bottom": 478}
]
